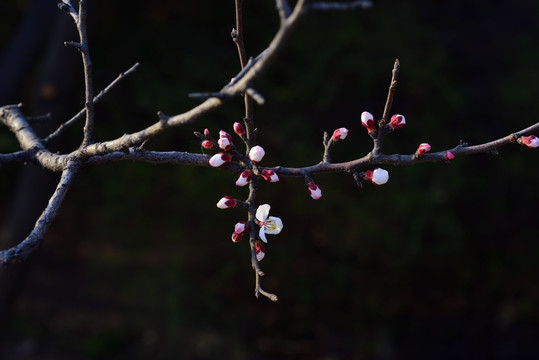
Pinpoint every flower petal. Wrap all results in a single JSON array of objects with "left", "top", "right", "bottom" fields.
[
  {"left": 264, "top": 216, "right": 283, "bottom": 235},
  {"left": 256, "top": 204, "right": 271, "bottom": 222},
  {"left": 259, "top": 226, "right": 268, "bottom": 243}
]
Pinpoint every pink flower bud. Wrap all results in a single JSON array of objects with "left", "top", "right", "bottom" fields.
[
  {"left": 234, "top": 221, "right": 248, "bottom": 234},
  {"left": 209, "top": 153, "right": 232, "bottom": 167},
  {"left": 233, "top": 122, "right": 246, "bottom": 136},
  {"left": 365, "top": 168, "right": 389, "bottom": 185},
  {"left": 361, "top": 111, "right": 376, "bottom": 133},
  {"left": 249, "top": 145, "right": 265, "bottom": 162},
  {"left": 217, "top": 137, "right": 231, "bottom": 151},
  {"left": 444, "top": 151, "right": 455, "bottom": 160},
  {"left": 331, "top": 127, "right": 349, "bottom": 141},
  {"left": 202, "top": 140, "right": 215, "bottom": 149},
  {"left": 235, "top": 170, "right": 252, "bottom": 186},
  {"left": 415, "top": 143, "right": 431, "bottom": 156},
  {"left": 216, "top": 196, "right": 237, "bottom": 209},
  {"left": 232, "top": 232, "right": 243, "bottom": 243},
  {"left": 204, "top": 128, "right": 211, "bottom": 137},
  {"left": 306, "top": 181, "right": 322, "bottom": 200},
  {"left": 389, "top": 114, "right": 406, "bottom": 129},
  {"left": 261, "top": 169, "right": 279, "bottom": 182},
  {"left": 219, "top": 130, "right": 232, "bottom": 141},
  {"left": 255, "top": 241, "right": 265, "bottom": 261},
  {"left": 519, "top": 135, "right": 539, "bottom": 148}
]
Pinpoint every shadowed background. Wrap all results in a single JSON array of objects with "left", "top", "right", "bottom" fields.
[{"left": 1, "top": 0, "right": 538, "bottom": 359}]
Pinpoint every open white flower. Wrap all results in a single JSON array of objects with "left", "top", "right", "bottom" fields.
[{"left": 255, "top": 204, "right": 283, "bottom": 243}]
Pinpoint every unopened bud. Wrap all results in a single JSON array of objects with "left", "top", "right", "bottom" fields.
[
  {"left": 261, "top": 169, "right": 279, "bottom": 182},
  {"left": 233, "top": 122, "right": 246, "bottom": 136},
  {"left": 216, "top": 196, "right": 237, "bottom": 209},
  {"left": 202, "top": 140, "right": 215, "bottom": 149},
  {"left": 235, "top": 170, "right": 252, "bottom": 186},
  {"left": 306, "top": 181, "right": 322, "bottom": 200},
  {"left": 331, "top": 127, "right": 349, "bottom": 141},
  {"left": 218, "top": 137, "right": 231, "bottom": 151},
  {"left": 415, "top": 143, "right": 431, "bottom": 157},
  {"left": 444, "top": 151, "right": 455, "bottom": 160},
  {"left": 232, "top": 232, "right": 243, "bottom": 243},
  {"left": 209, "top": 153, "right": 232, "bottom": 167},
  {"left": 519, "top": 135, "right": 539, "bottom": 148},
  {"left": 204, "top": 128, "right": 211, "bottom": 137},
  {"left": 361, "top": 111, "right": 376, "bottom": 133},
  {"left": 389, "top": 114, "right": 406, "bottom": 129},
  {"left": 249, "top": 145, "right": 265, "bottom": 163},
  {"left": 255, "top": 241, "right": 265, "bottom": 261},
  {"left": 365, "top": 168, "right": 389, "bottom": 185},
  {"left": 234, "top": 221, "right": 248, "bottom": 234}
]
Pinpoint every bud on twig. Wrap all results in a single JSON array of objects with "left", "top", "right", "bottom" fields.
[
  {"left": 389, "top": 114, "right": 406, "bottom": 130},
  {"left": 414, "top": 143, "right": 431, "bottom": 158},
  {"left": 444, "top": 151, "right": 455, "bottom": 160},
  {"left": 261, "top": 169, "right": 279, "bottom": 182},
  {"left": 233, "top": 122, "right": 246, "bottom": 137},
  {"left": 235, "top": 170, "right": 252, "bottom": 186},
  {"left": 331, "top": 127, "right": 349, "bottom": 141},
  {"left": 361, "top": 111, "right": 376, "bottom": 134},
  {"left": 255, "top": 241, "right": 265, "bottom": 261},
  {"left": 306, "top": 181, "right": 322, "bottom": 199},
  {"left": 209, "top": 153, "right": 232, "bottom": 167},
  {"left": 364, "top": 168, "right": 389, "bottom": 185},
  {"left": 249, "top": 145, "right": 265, "bottom": 162},
  {"left": 217, "top": 196, "right": 238, "bottom": 209},
  {"left": 519, "top": 135, "right": 539, "bottom": 148}
]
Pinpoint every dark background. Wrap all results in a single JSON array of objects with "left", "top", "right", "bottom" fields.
[{"left": 1, "top": 0, "right": 538, "bottom": 359}]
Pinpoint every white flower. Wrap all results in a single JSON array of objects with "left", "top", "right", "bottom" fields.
[{"left": 255, "top": 204, "right": 283, "bottom": 243}]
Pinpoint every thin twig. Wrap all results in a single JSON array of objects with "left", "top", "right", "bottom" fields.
[
  {"left": 309, "top": 1, "right": 373, "bottom": 11},
  {"left": 45, "top": 63, "right": 139, "bottom": 144}
]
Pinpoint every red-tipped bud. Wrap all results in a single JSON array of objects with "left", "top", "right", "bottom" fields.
[
  {"left": 519, "top": 135, "right": 539, "bottom": 148},
  {"left": 217, "top": 137, "right": 231, "bottom": 151},
  {"left": 219, "top": 130, "right": 232, "bottom": 140},
  {"left": 231, "top": 231, "right": 243, "bottom": 243},
  {"left": 249, "top": 145, "right": 265, "bottom": 163},
  {"left": 255, "top": 241, "right": 265, "bottom": 261},
  {"left": 444, "top": 151, "right": 455, "bottom": 160},
  {"left": 415, "top": 143, "right": 431, "bottom": 157},
  {"left": 216, "top": 196, "right": 237, "bottom": 209},
  {"left": 331, "top": 127, "right": 349, "bottom": 141},
  {"left": 306, "top": 181, "right": 322, "bottom": 200},
  {"left": 364, "top": 168, "right": 389, "bottom": 185},
  {"left": 235, "top": 170, "right": 252, "bottom": 186},
  {"left": 209, "top": 153, "right": 232, "bottom": 167},
  {"left": 204, "top": 128, "right": 211, "bottom": 137},
  {"left": 361, "top": 111, "right": 376, "bottom": 133},
  {"left": 202, "top": 140, "right": 215, "bottom": 149},
  {"left": 261, "top": 169, "right": 279, "bottom": 182},
  {"left": 389, "top": 114, "right": 406, "bottom": 129},
  {"left": 234, "top": 221, "right": 248, "bottom": 234},
  {"left": 233, "top": 122, "right": 246, "bottom": 137}
]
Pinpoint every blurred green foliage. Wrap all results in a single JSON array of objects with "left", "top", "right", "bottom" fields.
[{"left": 1, "top": 0, "right": 539, "bottom": 358}]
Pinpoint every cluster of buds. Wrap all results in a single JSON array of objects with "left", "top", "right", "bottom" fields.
[
  {"left": 519, "top": 135, "right": 539, "bottom": 148},
  {"left": 361, "top": 111, "right": 407, "bottom": 136}
]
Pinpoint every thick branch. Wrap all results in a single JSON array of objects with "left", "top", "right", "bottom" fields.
[{"left": 0, "top": 160, "right": 79, "bottom": 264}]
